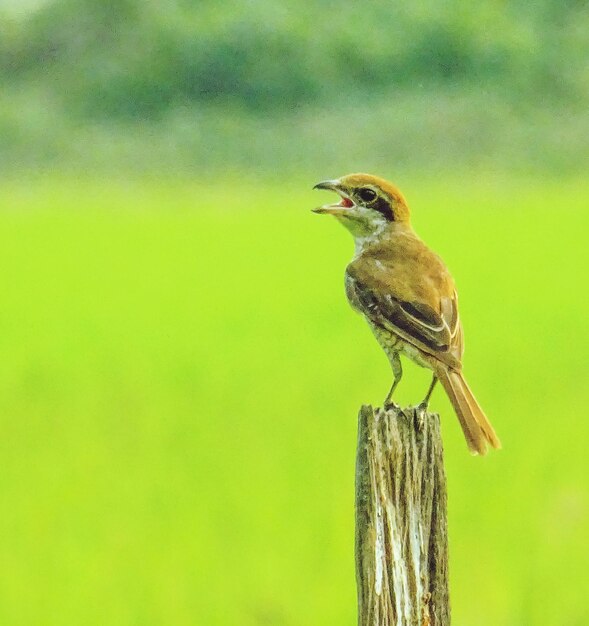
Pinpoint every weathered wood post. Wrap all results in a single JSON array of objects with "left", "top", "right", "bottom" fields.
[{"left": 355, "top": 405, "right": 449, "bottom": 626}]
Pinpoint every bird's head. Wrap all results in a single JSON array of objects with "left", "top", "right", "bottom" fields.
[{"left": 312, "top": 173, "right": 410, "bottom": 239}]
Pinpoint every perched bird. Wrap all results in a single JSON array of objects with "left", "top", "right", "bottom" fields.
[{"left": 313, "top": 173, "right": 500, "bottom": 455}]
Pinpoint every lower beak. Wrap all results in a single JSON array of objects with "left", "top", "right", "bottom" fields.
[{"left": 312, "top": 206, "right": 341, "bottom": 215}]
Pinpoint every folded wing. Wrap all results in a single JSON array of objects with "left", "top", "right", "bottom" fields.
[{"left": 346, "top": 260, "right": 462, "bottom": 369}]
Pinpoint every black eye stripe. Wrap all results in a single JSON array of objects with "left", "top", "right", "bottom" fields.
[
  {"left": 372, "top": 196, "right": 394, "bottom": 221},
  {"left": 355, "top": 186, "right": 394, "bottom": 220}
]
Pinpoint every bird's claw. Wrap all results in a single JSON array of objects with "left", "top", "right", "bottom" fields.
[
  {"left": 415, "top": 402, "right": 429, "bottom": 430},
  {"left": 417, "top": 401, "right": 429, "bottom": 414}
]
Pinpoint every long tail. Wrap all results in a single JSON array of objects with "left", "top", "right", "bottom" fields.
[{"left": 436, "top": 367, "right": 501, "bottom": 455}]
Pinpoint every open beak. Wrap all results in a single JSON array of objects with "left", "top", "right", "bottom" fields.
[{"left": 312, "top": 179, "right": 355, "bottom": 215}]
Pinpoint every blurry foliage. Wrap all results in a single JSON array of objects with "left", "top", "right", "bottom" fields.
[
  {"left": 1, "top": 0, "right": 589, "bottom": 175},
  {"left": 2, "top": 0, "right": 589, "bottom": 119}
]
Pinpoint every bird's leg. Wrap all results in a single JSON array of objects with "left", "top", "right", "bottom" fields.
[
  {"left": 418, "top": 374, "right": 438, "bottom": 412},
  {"left": 383, "top": 353, "right": 402, "bottom": 411}
]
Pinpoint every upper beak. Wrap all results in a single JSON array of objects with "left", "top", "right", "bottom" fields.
[
  {"left": 313, "top": 179, "right": 340, "bottom": 192},
  {"left": 312, "top": 179, "right": 352, "bottom": 214}
]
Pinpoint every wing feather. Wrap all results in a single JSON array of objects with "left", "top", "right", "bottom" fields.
[{"left": 345, "top": 265, "right": 462, "bottom": 369}]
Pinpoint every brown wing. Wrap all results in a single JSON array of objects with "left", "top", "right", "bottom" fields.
[{"left": 346, "top": 260, "right": 463, "bottom": 369}]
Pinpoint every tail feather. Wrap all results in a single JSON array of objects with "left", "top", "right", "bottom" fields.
[{"left": 437, "top": 368, "right": 501, "bottom": 455}]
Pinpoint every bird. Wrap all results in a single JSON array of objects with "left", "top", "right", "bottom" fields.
[{"left": 312, "top": 173, "right": 500, "bottom": 455}]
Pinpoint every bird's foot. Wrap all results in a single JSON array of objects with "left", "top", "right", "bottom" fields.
[
  {"left": 415, "top": 402, "right": 429, "bottom": 430},
  {"left": 383, "top": 400, "right": 401, "bottom": 413},
  {"left": 417, "top": 401, "right": 429, "bottom": 414}
]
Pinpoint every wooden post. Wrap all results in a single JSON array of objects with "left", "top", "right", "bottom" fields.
[{"left": 355, "top": 405, "right": 450, "bottom": 626}]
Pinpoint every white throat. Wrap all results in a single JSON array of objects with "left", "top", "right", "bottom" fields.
[
  {"left": 335, "top": 205, "right": 391, "bottom": 257},
  {"left": 353, "top": 222, "right": 388, "bottom": 256}
]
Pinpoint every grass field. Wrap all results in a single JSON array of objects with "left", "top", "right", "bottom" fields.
[{"left": 0, "top": 175, "right": 587, "bottom": 625}]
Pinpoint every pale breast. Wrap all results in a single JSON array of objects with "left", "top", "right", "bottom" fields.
[
  {"left": 368, "top": 322, "right": 401, "bottom": 361},
  {"left": 369, "top": 321, "right": 431, "bottom": 369}
]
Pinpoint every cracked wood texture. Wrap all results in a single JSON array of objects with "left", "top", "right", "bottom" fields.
[{"left": 355, "top": 405, "right": 449, "bottom": 626}]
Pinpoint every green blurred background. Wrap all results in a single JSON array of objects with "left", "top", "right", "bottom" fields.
[{"left": 1, "top": 1, "right": 588, "bottom": 624}]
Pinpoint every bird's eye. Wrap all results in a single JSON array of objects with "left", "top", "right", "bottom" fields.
[{"left": 358, "top": 188, "right": 377, "bottom": 203}]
